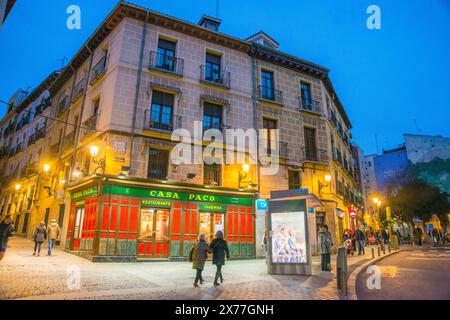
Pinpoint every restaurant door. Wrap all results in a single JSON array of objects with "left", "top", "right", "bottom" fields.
[
  {"left": 199, "top": 212, "right": 225, "bottom": 243},
  {"left": 72, "top": 207, "right": 85, "bottom": 251},
  {"left": 138, "top": 207, "right": 170, "bottom": 257}
]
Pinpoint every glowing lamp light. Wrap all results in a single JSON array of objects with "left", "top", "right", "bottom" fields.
[
  {"left": 324, "top": 174, "right": 331, "bottom": 183},
  {"left": 43, "top": 164, "right": 50, "bottom": 173},
  {"left": 15, "top": 183, "right": 22, "bottom": 191},
  {"left": 242, "top": 163, "right": 250, "bottom": 174},
  {"left": 89, "top": 145, "right": 99, "bottom": 157},
  {"left": 73, "top": 169, "right": 81, "bottom": 178},
  {"left": 373, "top": 198, "right": 379, "bottom": 204}
]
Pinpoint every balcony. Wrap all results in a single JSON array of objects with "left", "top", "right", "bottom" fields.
[
  {"left": 62, "top": 131, "right": 76, "bottom": 152},
  {"left": 34, "top": 105, "right": 43, "bottom": 117},
  {"left": 35, "top": 127, "right": 46, "bottom": 141},
  {"left": 143, "top": 110, "right": 182, "bottom": 132},
  {"left": 257, "top": 85, "right": 283, "bottom": 105},
  {"left": 200, "top": 65, "right": 230, "bottom": 89},
  {"left": 301, "top": 147, "right": 328, "bottom": 164},
  {"left": 90, "top": 55, "right": 107, "bottom": 85},
  {"left": 27, "top": 134, "right": 36, "bottom": 147},
  {"left": 49, "top": 142, "right": 60, "bottom": 155},
  {"left": 41, "top": 97, "right": 52, "bottom": 110},
  {"left": 0, "top": 146, "right": 8, "bottom": 159},
  {"left": 16, "top": 116, "right": 30, "bottom": 130},
  {"left": 72, "top": 77, "right": 86, "bottom": 103},
  {"left": 333, "top": 149, "right": 343, "bottom": 165},
  {"left": 299, "top": 97, "right": 321, "bottom": 115},
  {"left": 3, "top": 124, "right": 15, "bottom": 138},
  {"left": 57, "top": 96, "right": 69, "bottom": 117},
  {"left": 149, "top": 51, "right": 184, "bottom": 77},
  {"left": 329, "top": 111, "right": 337, "bottom": 127},
  {"left": 80, "top": 114, "right": 98, "bottom": 141}
]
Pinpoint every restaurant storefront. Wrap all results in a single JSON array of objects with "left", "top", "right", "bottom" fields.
[{"left": 66, "top": 176, "right": 256, "bottom": 262}]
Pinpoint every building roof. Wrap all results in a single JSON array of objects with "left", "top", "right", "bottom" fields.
[{"left": 3, "top": 0, "right": 16, "bottom": 23}]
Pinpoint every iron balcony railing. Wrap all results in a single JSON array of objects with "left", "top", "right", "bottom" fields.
[
  {"left": 333, "top": 149, "right": 343, "bottom": 165},
  {"left": 90, "top": 55, "right": 107, "bottom": 85},
  {"left": 149, "top": 51, "right": 184, "bottom": 76},
  {"left": 200, "top": 65, "right": 230, "bottom": 89},
  {"left": 57, "top": 96, "right": 69, "bottom": 117},
  {"left": 80, "top": 114, "right": 98, "bottom": 141},
  {"left": 49, "top": 142, "right": 60, "bottom": 155},
  {"left": 301, "top": 147, "right": 328, "bottom": 164},
  {"left": 72, "top": 77, "right": 86, "bottom": 102},
  {"left": 16, "top": 116, "right": 30, "bottom": 130},
  {"left": 330, "top": 111, "right": 338, "bottom": 127},
  {"left": 35, "top": 127, "right": 46, "bottom": 141},
  {"left": 62, "top": 131, "right": 76, "bottom": 151},
  {"left": 3, "top": 124, "right": 15, "bottom": 137},
  {"left": 143, "top": 110, "right": 182, "bottom": 132},
  {"left": 27, "top": 134, "right": 36, "bottom": 147},
  {"left": 34, "top": 105, "right": 43, "bottom": 117},
  {"left": 299, "top": 97, "right": 321, "bottom": 114},
  {"left": 41, "top": 97, "right": 52, "bottom": 110},
  {"left": 257, "top": 85, "right": 283, "bottom": 104}
]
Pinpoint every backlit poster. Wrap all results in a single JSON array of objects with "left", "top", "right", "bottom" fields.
[{"left": 271, "top": 211, "right": 307, "bottom": 264}]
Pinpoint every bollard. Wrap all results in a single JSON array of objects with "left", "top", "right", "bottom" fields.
[
  {"left": 388, "top": 244, "right": 391, "bottom": 253},
  {"left": 336, "top": 246, "right": 348, "bottom": 295},
  {"left": 371, "top": 247, "right": 375, "bottom": 259},
  {"left": 377, "top": 246, "right": 381, "bottom": 257},
  {"left": 382, "top": 245, "right": 386, "bottom": 255}
]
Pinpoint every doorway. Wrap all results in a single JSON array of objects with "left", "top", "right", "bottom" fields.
[
  {"left": 199, "top": 212, "right": 224, "bottom": 243},
  {"left": 72, "top": 207, "right": 85, "bottom": 251},
  {"left": 138, "top": 207, "right": 170, "bottom": 257}
]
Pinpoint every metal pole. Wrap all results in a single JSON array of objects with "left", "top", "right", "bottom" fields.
[
  {"left": 337, "top": 246, "right": 347, "bottom": 296},
  {"left": 371, "top": 247, "right": 375, "bottom": 259}
]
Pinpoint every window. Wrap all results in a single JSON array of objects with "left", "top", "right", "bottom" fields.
[
  {"left": 304, "top": 127, "right": 317, "bottom": 161},
  {"left": 58, "top": 204, "right": 65, "bottom": 227},
  {"left": 203, "top": 102, "right": 222, "bottom": 131},
  {"left": 261, "top": 70, "right": 274, "bottom": 100},
  {"left": 204, "top": 163, "right": 221, "bottom": 186},
  {"left": 156, "top": 38, "right": 176, "bottom": 71},
  {"left": 22, "top": 213, "right": 29, "bottom": 234},
  {"left": 300, "top": 82, "right": 312, "bottom": 108},
  {"left": 205, "top": 52, "right": 221, "bottom": 82},
  {"left": 148, "top": 148, "right": 169, "bottom": 180},
  {"left": 263, "top": 118, "right": 277, "bottom": 155},
  {"left": 44, "top": 208, "right": 50, "bottom": 225},
  {"left": 288, "top": 170, "right": 301, "bottom": 190},
  {"left": 150, "top": 91, "right": 174, "bottom": 131},
  {"left": 92, "top": 97, "right": 100, "bottom": 116}
]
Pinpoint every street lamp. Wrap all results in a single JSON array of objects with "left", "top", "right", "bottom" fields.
[
  {"left": 319, "top": 174, "right": 332, "bottom": 194},
  {"left": 15, "top": 183, "right": 22, "bottom": 191},
  {"left": 238, "top": 163, "right": 252, "bottom": 189},
  {"left": 90, "top": 144, "right": 105, "bottom": 174},
  {"left": 43, "top": 164, "right": 50, "bottom": 173}
]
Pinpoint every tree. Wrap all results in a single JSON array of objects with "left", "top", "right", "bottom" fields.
[{"left": 388, "top": 179, "right": 450, "bottom": 223}]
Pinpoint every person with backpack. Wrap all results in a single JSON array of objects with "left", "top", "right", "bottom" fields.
[
  {"left": 32, "top": 221, "right": 47, "bottom": 256},
  {"left": 210, "top": 230, "right": 230, "bottom": 287}
]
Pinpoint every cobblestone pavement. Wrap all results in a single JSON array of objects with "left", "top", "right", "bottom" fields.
[
  {"left": 356, "top": 247, "right": 450, "bottom": 300},
  {"left": 1, "top": 237, "right": 378, "bottom": 300}
]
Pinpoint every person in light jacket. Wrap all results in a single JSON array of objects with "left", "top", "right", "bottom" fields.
[
  {"left": 32, "top": 222, "right": 46, "bottom": 256},
  {"left": 210, "top": 230, "right": 230, "bottom": 286},
  {"left": 317, "top": 225, "right": 332, "bottom": 271},
  {"left": 46, "top": 218, "right": 60, "bottom": 256},
  {"left": 189, "top": 234, "right": 212, "bottom": 287},
  {"left": 0, "top": 215, "right": 15, "bottom": 262}
]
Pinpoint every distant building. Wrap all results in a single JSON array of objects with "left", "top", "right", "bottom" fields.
[
  {"left": 404, "top": 133, "right": 450, "bottom": 196},
  {"left": 373, "top": 145, "right": 409, "bottom": 195}
]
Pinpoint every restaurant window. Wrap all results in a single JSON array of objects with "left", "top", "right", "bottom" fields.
[
  {"left": 157, "top": 38, "right": 176, "bottom": 71},
  {"left": 204, "top": 163, "right": 221, "bottom": 186},
  {"left": 263, "top": 118, "right": 277, "bottom": 155},
  {"left": 304, "top": 127, "right": 318, "bottom": 161},
  {"left": 205, "top": 52, "right": 221, "bottom": 82},
  {"left": 261, "top": 70, "right": 274, "bottom": 100},
  {"left": 150, "top": 91, "right": 174, "bottom": 131},
  {"left": 288, "top": 170, "right": 301, "bottom": 190},
  {"left": 203, "top": 102, "right": 222, "bottom": 131},
  {"left": 148, "top": 148, "right": 169, "bottom": 180}
]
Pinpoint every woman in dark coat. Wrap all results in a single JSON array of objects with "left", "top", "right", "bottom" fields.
[
  {"left": 210, "top": 230, "right": 230, "bottom": 286},
  {"left": 189, "top": 234, "right": 212, "bottom": 287},
  {"left": 0, "top": 215, "right": 15, "bottom": 262},
  {"left": 32, "top": 221, "right": 47, "bottom": 256}
]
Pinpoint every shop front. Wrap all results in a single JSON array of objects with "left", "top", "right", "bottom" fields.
[{"left": 66, "top": 176, "right": 256, "bottom": 262}]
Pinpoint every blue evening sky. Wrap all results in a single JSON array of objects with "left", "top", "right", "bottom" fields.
[{"left": 1, "top": 0, "right": 449, "bottom": 155}]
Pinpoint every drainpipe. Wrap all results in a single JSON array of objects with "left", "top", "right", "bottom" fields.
[
  {"left": 251, "top": 55, "right": 261, "bottom": 197},
  {"left": 129, "top": 10, "right": 149, "bottom": 177}
]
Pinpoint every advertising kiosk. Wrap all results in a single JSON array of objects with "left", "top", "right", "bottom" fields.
[{"left": 267, "top": 196, "right": 312, "bottom": 275}]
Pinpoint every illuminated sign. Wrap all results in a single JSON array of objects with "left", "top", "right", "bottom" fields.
[
  {"left": 199, "top": 204, "right": 227, "bottom": 212},
  {"left": 71, "top": 186, "right": 98, "bottom": 201},
  {"left": 141, "top": 199, "right": 172, "bottom": 208}
]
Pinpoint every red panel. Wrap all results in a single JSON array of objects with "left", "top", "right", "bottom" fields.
[
  {"left": 247, "top": 207, "right": 252, "bottom": 214},
  {"left": 172, "top": 235, "right": 180, "bottom": 240},
  {"left": 68, "top": 204, "right": 76, "bottom": 231},
  {"left": 174, "top": 202, "right": 182, "bottom": 209},
  {"left": 110, "top": 206, "right": 118, "bottom": 231},
  {"left": 66, "top": 232, "right": 72, "bottom": 240},
  {"left": 240, "top": 207, "right": 246, "bottom": 213},
  {"left": 121, "top": 200, "right": 129, "bottom": 205},
  {"left": 162, "top": 243, "right": 168, "bottom": 255},
  {"left": 129, "top": 207, "right": 138, "bottom": 232},
  {"left": 128, "top": 233, "right": 137, "bottom": 240},
  {"left": 104, "top": 198, "right": 110, "bottom": 203},
  {"left": 191, "top": 204, "right": 197, "bottom": 210},
  {"left": 138, "top": 243, "right": 145, "bottom": 254},
  {"left": 184, "top": 211, "right": 190, "bottom": 235},
  {"left": 240, "top": 214, "right": 246, "bottom": 235},
  {"left": 226, "top": 213, "right": 233, "bottom": 235},
  {"left": 112, "top": 198, "right": 119, "bottom": 204},
  {"left": 119, "top": 206, "right": 129, "bottom": 232},
  {"left": 72, "top": 239, "right": 80, "bottom": 250},
  {"left": 248, "top": 215, "right": 254, "bottom": 236},
  {"left": 100, "top": 232, "right": 107, "bottom": 238},
  {"left": 233, "top": 214, "right": 239, "bottom": 236},
  {"left": 155, "top": 243, "right": 161, "bottom": 255},
  {"left": 185, "top": 204, "right": 190, "bottom": 210},
  {"left": 172, "top": 209, "right": 181, "bottom": 234},
  {"left": 131, "top": 199, "right": 139, "bottom": 206},
  {"left": 146, "top": 243, "right": 152, "bottom": 255},
  {"left": 118, "top": 233, "right": 127, "bottom": 239},
  {"left": 91, "top": 204, "right": 98, "bottom": 230},
  {"left": 108, "top": 233, "right": 116, "bottom": 238},
  {"left": 190, "top": 211, "right": 197, "bottom": 234},
  {"left": 102, "top": 205, "right": 109, "bottom": 230}
]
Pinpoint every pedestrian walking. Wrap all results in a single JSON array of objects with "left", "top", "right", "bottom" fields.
[
  {"left": 189, "top": 233, "right": 212, "bottom": 287},
  {"left": 210, "top": 230, "right": 230, "bottom": 287},
  {"left": 396, "top": 229, "right": 402, "bottom": 247},
  {"left": 318, "top": 225, "right": 332, "bottom": 271},
  {"left": 0, "top": 215, "right": 15, "bottom": 262},
  {"left": 355, "top": 228, "right": 365, "bottom": 255},
  {"left": 261, "top": 229, "right": 268, "bottom": 256},
  {"left": 32, "top": 221, "right": 47, "bottom": 256},
  {"left": 46, "top": 218, "right": 60, "bottom": 256}
]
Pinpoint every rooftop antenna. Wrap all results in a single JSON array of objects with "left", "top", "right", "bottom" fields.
[{"left": 57, "top": 56, "right": 68, "bottom": 70}]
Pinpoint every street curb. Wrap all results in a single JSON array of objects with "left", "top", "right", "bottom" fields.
[{"left": 346, "top": 248, "right": 405, "bottom": 300}]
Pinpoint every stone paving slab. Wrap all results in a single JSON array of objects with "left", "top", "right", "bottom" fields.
[{"left": 0, "top": 237, "right": 377, "bottom": 300}]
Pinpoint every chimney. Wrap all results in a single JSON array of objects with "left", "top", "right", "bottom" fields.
[{"left": 198, "top": 15, "right": 221, "bottom": 32}]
